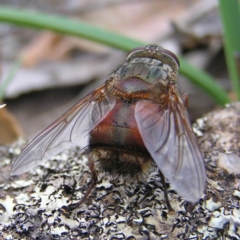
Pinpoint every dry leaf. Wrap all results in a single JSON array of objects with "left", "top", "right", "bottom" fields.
[{"left": 0, "top": 106, "right": 24, "bottom": 144}]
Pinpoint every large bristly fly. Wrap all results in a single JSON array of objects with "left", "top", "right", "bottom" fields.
[{"left": 11, "top": 45, "right": 206, "bottom": 209}]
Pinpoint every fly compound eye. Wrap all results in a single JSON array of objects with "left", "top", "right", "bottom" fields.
[
  {"left": 159, "top": 48, "right": 180, "bottom": 67},
  {"left": 155, "top": 48, "right": 179, "bottom": 81},
  {"left": 127, "top": 45, "right": 179, "bottom": 65},
  {"left": 126, "top": 45, "right": 162, "bottom": 61},
  {"left": 126, "top": 45, "right": 179, "bottom": 81},
  {"left": 126, "top": 46, "right": 149, "bottom": 61}
]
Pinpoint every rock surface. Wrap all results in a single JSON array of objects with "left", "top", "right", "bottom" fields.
[{"left": 0, "top": 102, "right": 240, "bottom": 239}]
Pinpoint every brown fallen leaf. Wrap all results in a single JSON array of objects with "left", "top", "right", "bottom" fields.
[
  {"left": 0, "top": 104, "right": 6, "bottom": 108},
  {"left": 22, "top": 31, "right": 64, "bottom": 67},
  {"left": 0, "top": 106, "right": 24, "bottom": 144},
  {"left": 21, "top": 0, "right": 202, "bottom": 67}
]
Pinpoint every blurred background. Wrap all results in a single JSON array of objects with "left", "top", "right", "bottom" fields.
[{"left": 0, "top": 0, "right": 230, "bottom": 144}]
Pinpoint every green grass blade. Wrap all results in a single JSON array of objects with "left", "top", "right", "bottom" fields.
[
  {"left": 179, "top": 57, "right": 229, "bottom": 105},
  {"left": 0, "top": 56, "right": 23, "bottom": 102},
  {"left": 0, "top": 7, "right": 143, "bottom": 51},
  {"left": 0, "top": 6, "right": 230, "bottom": 105},
  {"left": 219, "top": 0, "right": 240, "bottom": 100}
]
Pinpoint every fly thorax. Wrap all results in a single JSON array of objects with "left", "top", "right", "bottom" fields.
[{"left": 119, "top": 58, "right": 170, "bottom": 84}]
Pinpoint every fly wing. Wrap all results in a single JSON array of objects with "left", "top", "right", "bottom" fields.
[
  {"left": 11, "top": 84, "right": 116, "bottom": 175},
  {"left": 135, "top": 93, "right": 205, "bottom": 202}
]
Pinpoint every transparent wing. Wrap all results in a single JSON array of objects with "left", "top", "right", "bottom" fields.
[
  {"left": 11, "top": 85, "right": 116, "bottom": 176},
  {"left": 135, "top": 92, "right": 205, "bottom": 202}
]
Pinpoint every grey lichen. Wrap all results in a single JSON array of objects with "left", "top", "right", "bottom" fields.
[{"left": 0, "top": 102, "right": 240, "bottom": 239}]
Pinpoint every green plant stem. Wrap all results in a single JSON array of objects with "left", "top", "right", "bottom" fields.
[
  {"left": 179, "top": 57, "right": 229, "bottom": 104},
  {"left": 0, "top": 6, "right": 230, "bottom": 105},
  {"left": 0, "top": 56, "right": 23, "bottom": 102},
  {"left": 0, "top": 7, "right": 143, "bottom": 51},
  {"left": 219, "top": 0, "right": 240, "bottom": 100}
]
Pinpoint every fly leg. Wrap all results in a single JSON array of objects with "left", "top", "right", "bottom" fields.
[
  {"left": 159, "top": 170, "right": 174, "bottom": 212},
  {"left": 68, "top": 156, "right": 97, "bottom": 210},
  {"left": 182, "top": 93, "right": 188, "bottom": 108}
]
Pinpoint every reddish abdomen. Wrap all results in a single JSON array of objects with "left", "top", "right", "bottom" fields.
[{"left": 90, "top": 99, "right": 146, "bottom": 152}]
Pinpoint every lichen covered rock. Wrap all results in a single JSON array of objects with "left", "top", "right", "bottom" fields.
[{"left": 0, "top": 102, "right": 240, "bottom": 239}]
